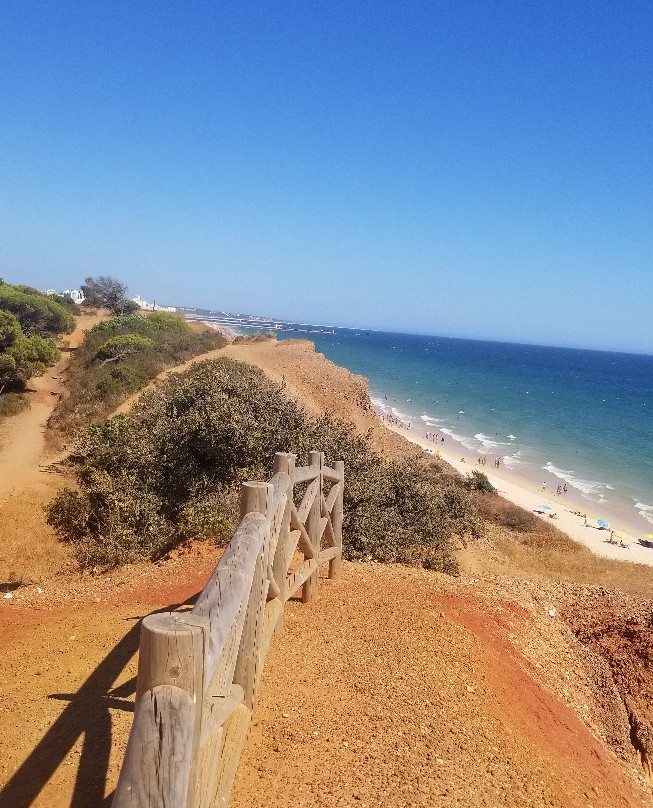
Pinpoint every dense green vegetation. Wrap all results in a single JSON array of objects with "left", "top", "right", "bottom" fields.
[
  {"left": 48, "top": 311, "right": 227, "bottom": 442},
  {"left": 0, "top": 281, "right": 74, "bottom": 398},
  {"left": 47, "top": 358, "right": 480, "bottom": 570}
]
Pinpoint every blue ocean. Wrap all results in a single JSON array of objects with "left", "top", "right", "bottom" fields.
[{"left": 270, "top": 328, "right": 653, "bottom": 534}]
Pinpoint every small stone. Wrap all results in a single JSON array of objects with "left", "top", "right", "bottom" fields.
[
  {"left": 547, "top": 608, "right": 556, "bottom": 617},
  {"left": 282, "top": 712, "right": 289, "bottom": 718}
]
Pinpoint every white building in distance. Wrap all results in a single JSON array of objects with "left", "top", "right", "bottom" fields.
[
  {"left": 45, "top": 289, "right": 85, "bottom": 304},
  {"left": 132, "top": 295, "right": 176, "bottom": 313}
]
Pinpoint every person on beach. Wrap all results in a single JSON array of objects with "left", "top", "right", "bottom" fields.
[
  {"left": 542, "top": 482, "right": 547, "bottom": 491},
  {"left": 563, "top": 484, "right": 568, "bottom": 494},
  {"left": 556, "top": 485, "right": 562, "bottom": 496}
]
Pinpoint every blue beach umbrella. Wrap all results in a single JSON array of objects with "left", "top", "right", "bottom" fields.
[{"left": 597, "top": 519, "right": 610, "bottom": 529}]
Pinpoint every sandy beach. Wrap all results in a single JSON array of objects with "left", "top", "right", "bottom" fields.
[{"left": 379, "top": 415, "right": 653, "bottom": 568}]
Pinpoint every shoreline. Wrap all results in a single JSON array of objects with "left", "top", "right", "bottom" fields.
[{"left": 376, "top": 408, "right": 653, "bottom": 568}]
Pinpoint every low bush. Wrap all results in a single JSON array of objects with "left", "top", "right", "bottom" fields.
[
  {"left": 48, "top": 312, "right": 226, "bottom": 442},
  {"left": 48, "top": 358, "right": 481, "bottom": 571},
  {"left": 474, "top": 492, "right": 547, "bottom": 533},
  {"left": 466, "top": 470, "right": 496, "bottom": 493},
  {"left": 0, "top": 392, "right": 29, "bottom": 418}
]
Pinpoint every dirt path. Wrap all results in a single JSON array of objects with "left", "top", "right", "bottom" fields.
[
  {"left": 0, "top": 553, "right": 649, "bottom": 808},
  {"left": 0, "top": 313, "right": 103, "bottom": 502},
  {"left": 0, "top": 313, "right": 105, "bottom": 582}
]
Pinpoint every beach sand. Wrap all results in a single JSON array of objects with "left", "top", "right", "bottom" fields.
[
  {"left": 221, "top": 335, "right": 653, "bottom": 569},
  {"left": 380, "top": 416, "right": 653, "bottom": 568}
]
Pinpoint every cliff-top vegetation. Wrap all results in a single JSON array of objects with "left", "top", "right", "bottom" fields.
[
  {"left": 0, "top": 280, "right": 75, "bottom": 411},
  {"left": 48, "top": 311, "right": 227, "bottom": 444},
  {"left": 47, "top": 358, "right": 480, "bottom": 570}
]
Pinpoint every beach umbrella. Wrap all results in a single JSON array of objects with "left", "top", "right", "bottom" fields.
[
  {"left": 597, "top": 518, "right": 610, "bottom": 529},
  {"left": 538, "top": 504, "right": 552, "bottom": 511}
]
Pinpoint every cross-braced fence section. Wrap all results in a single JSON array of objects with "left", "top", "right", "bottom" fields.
[{"left": 112, "top": 451, "right": 344, "bottom": 808}]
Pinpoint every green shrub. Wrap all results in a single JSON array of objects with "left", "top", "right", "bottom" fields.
[
  {"left": 467, "top": 470, "right": 496, "bottom": 493},
  {"left": 0, "top": 281, "right": 75, "bottom": 336},
  {"left": 48, "top": 311, "right": 226, "bottom": 442},
  {"left": 0, "top": 392, "right": 29, "bottom": 417},
  {"left": 48, "top": 358, "right": 480, "bottom": 570},
  {"left": 94, "top": 334, "right": 155, "bottom": 363},
  {"left": 0, "top": 310, "right": 60, "bottom": 393}
]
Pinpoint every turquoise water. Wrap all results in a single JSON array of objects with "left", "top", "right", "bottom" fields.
[{"left": 271, "top": 328, "right": 653, "bottom": 534}]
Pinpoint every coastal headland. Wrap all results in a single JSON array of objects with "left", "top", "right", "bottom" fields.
[{"left": 0, "top": 330, "right": 652, "bottom": 807}]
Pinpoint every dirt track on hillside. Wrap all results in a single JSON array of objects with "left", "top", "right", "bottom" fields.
[{"left": 0, "top": 313, "right": 105, "bottom": 583}]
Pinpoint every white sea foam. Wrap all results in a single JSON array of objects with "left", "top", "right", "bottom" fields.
[
  {"left": 634, "top": 500, "right": 653, "bottom": 525},
  {"left": 391, "top": 407, "right": 410, "bottom": 420},
  {"left": 440, "top": 428, "right": 477, "bottom": 451},
  {"left": 501, "top": 452, "right": 524, "bottom": 467},
  {"left": 458, "top": 410, "right": 465, "bottom": 414},
  {"left": 474, "top": 433, "right": 512, "bottom": 451},
  {"left": 507, "top": 434, "right": 517, "bottom": 441},
  {"left": 420, "top": 413, "right": 443, "bottom": 424},
  {"left": 541, "top": 462, "right": 608, "bottom": 496}
]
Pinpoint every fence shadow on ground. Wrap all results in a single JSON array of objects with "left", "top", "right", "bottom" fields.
[{"left": 0, "top": 596, "right": 197, "bottom": 808}]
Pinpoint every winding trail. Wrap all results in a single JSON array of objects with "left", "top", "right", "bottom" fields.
[{"left": 0, "top": 313, "right": 104, "bottom": 504}]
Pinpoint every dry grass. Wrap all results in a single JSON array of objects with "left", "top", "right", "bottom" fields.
[
  {"left": 0, "top": 393, "right": 29, "bottom": 419},
  {"left": 0, "top": 492, "right": 74, "bottom": 584},
  {"left": 481, "top": 523, "right": 653, "bottom": 600},
  {"left": 473, "top": 491, "right": 550, "bottom": 533}
]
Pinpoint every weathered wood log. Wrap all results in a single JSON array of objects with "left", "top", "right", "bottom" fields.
[
  {"left": 303, "top": 451, "right": 323, "bottom": 603},
  {"left": 112, "top": 685, "right": 195, "bottom": 808},
  {"left": 322, "top": 465, "right": 343, "bottom": 482},
  {"left": 319, "top": 546, "right": 340, "bottom": 565},
  {"left": 286, "top": 556, "right": 318, "bottom": 599},
  {"left": 192, "top": 513, "right": 268, "bottom": 694},
  {"left": 272, "top": 453, "right": 295, "bottom": 616},
  {"left": 290, "top": 503, "right": 316, "bottom": 559},
  {"left": 324, "top": 481, "right": 342, "bottom": 515},
  {"left": 239, "top": 481, "right": 278, "bottom": 604},
  {"left": 296, "top": 477, "right": 320, "bottom": 525},
  {"left": 212, "top": 704, "right": 252, "bottom": 807},
  {"left": 329, "top": 460, "right": 344, "bottom": 578},
  {"left": 293, "top": 464, "right": 320, "bottom": 483},
  {"left": 232, "top": 486, "right": 270, "bottom": 709}
]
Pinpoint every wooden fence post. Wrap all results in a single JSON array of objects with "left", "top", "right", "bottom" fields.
[
  {"left": 233, "top": 481, "right": 273, "bottom": 709},
  {"left": 272, "top": 452, "right": 295, "bottom": 615},
  {"left": 303, "top": 450, "right": 323, "bottom": 604},
  {"left": 329, "top": 459, "right": 344, "bottom": 579},
  {"left": 133, "top": 611, "right": 209, "bottom": 808}
]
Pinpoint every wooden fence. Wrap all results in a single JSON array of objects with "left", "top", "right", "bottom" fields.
[{"left": 112, "top": 451, "right": 344, "bottom": 808}]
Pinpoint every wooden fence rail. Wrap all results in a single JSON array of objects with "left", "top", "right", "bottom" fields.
[{"left": 112, "top": 451, "right": 344, "bottom": 808}]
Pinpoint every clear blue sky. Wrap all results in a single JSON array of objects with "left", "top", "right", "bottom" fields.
[{"left": 1, "top": 1, "right": 651, "bottom": 352}]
